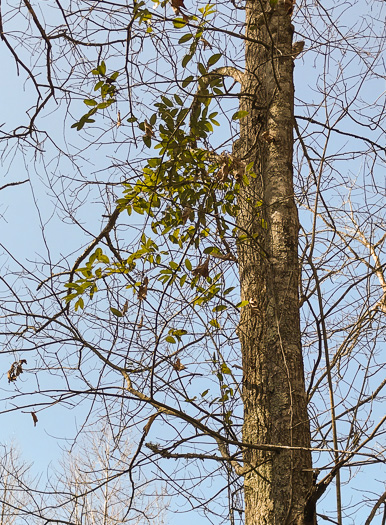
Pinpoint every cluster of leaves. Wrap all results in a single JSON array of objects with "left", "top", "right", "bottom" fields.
[
  {"left": 72, "top": 62, "right": 119, "bottom": 131},
  {"left": 65, "top": 67, "right": 256, "bottom": 314},
  {"left": 174, "top": 3, "right": 218, "bottom": 67}
]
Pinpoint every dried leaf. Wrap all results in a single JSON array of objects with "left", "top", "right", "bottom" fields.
[
  {"left": 182, "top": 206, "right": 193, "bottom": 225},
  {"left": 171, "top": 0, "right": 185, "bottom": 14},
  {"left": 7, "top": 359, "right": 27, "bottom": 383},
  {"left": 192, "top": 258, "right": 210, "bottom": 278},
  {"left": 201, "top": 37, "right": 212, "bottom": 50},
  {"left": 117, "top": 110, "right": 121, "bottom": 127},
  {"left": 173, "top": 358, "right": 186, "bottom": 371},
  {"left": 122, "top": 299, "right": 129, "bottom": 314},
  {"left": 31, "top": 411, "right": 38, "bottom": 427},
  {"left": 138, "top": 276, "right": 149, "bottom": 301},
  {"left": 216, "top": 162, "right": 229, "bottom": 183},
  {"left": 144, "top": 120, "right": 155, "bottom": 137},
  {"left": 137, "top": 315, "right": 144, "bottom": 329}
]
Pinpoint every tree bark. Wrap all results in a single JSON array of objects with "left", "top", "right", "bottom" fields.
[{"left": 236, "top": 1, "right": 315, "bottom": 523}]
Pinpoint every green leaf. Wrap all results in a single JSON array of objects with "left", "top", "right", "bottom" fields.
[
  {"left": 110, "top": 307, "right": 123, "bottom": 317},
  {"left": 232, "top": 110, "right": 249, "bottom": 120},
  {"left": 165, "top": 335, "right": 176, "bottom": 344},
  {"left": 213, "top": 304, "right": 227, "bottom": 312},
  {"left": 209, "top": 319, "right": 220, "bottom": 328},
  {"left": 182, "top": 54, "right": 193, "bottom": 68},
  {"left": 221, "top": 363, "right": 231, "bottom": 374},
  {"left": 173, "top": 18, "right": 188, "bottom": 28},
  {"left": 237, "top": 300, "right": 250, "bottom": 307},
  {"left": 97, "top": 101, "right": 113, "bottom": 109},
  {"left": 201, "top": 389, "right": 209, "bottom": 397},
  {"left": 127, "top": 116, "right": 138, "bottom": 123},
  {"left": 174, "top": 94, "right": 183, "bottom": 105},
  {"left": 84, "top": 99, "right": 97, "bottom": 107},
  {"left": 185, "top": 259, "right": 192, "bottom": 271},
  {"left": 74, "top": 297, "right": 84, "bottom": 311},
  {"left": 99, "top": 61, "right": 106, "bottom": 76},
  {"left": 203, "top": 246, "right": 221, "bottom": 255},
  {"left": 198, "top": 62, "right": 207, "bottom": 76},
  {"left": 150, "top": 113, "right": 157, "bottom": 126},
  {"left": 161, "top": 96, "right": 173, "bottom": 107},
  {"left": 207, "top": 53, "right": 222, "bottom": 67},
  {"left": 110, "top": 71, "right": 119, "bottom": 81},
  {"left": 182, "top": 75, "right": 194, "bottom": 88},
  {"left": 143, "top": 136, "right": 152, "bottom": 148},
  {"left": 179, "top": 33, "right": 194, "bottom": 44}
]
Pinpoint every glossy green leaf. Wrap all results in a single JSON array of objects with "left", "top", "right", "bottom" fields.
[
  {"left": 207, "top": 53, "right": 222, "bottom": 67},
  {"left": 221, "top": 363, "right": 231, "bottom": 374},
  {"left": 173, "top": 18, "right": 188, "bottom": 28},
  {"left": 99, "top": 61, "right": 106, "bottom": 75},
  {"left": 198, "top": 62, "right": 207, "bottom": 76},
  {"left": 232, "top": 110, "right": 249, "bottom": 120},
  {"left": 182, "top": 75, "right": 194, "bottom": 88},
  {"left": 179, "top": 33, "right": 194, "bottom": 44},
  {"left": 182, "top": 54, "right": 193, "bottom": 68},
  {"left": 110, "top": 307, "right": 123, "bottom": 317}
]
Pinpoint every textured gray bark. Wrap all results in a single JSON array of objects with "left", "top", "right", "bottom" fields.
[{"left": 236, "top": 1, "right": 315, "bottom": 523}]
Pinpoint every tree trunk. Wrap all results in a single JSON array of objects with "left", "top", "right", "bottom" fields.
[{"left": 237, "top": 1, "right": 315, "bottom": 523}]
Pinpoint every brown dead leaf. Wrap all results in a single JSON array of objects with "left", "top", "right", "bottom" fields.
[
  {"left": 201, "top": 37, "right": 212, "bottom": 50},
  {"left": 181, "top": 206, "right": 193, "bottom": 225},
  {"left": 173, "top": 358, "right": 186, "bottom": 371},
  {"left": 170, "top": 0, "right": 185, "bottom": 14},
  {"left": 31, "top": 411, "right": 38, "bottom": 427},
  {"left": 117, "top": 110, "right": 121, "bottom": 127},
  {"left": 7, "top": 359, "right": 27, "bottom": 383},
  {"left": 122, "top": 300, "right": 129, "bottom": 314},
  {"left": 216, "top": 162, "right": 229, "bottom": 183},
  {"left": 138, "top": 276, "right": 149, "bottom": 301},
  {"left": 144, "top": 120, "right": 155, "bottom": 137},
  {"left": 137, "top": 315, "right": 144, "bottom": 329},
  {"left": 192, "top": 258, "right": 210, "bottom": 278}
]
